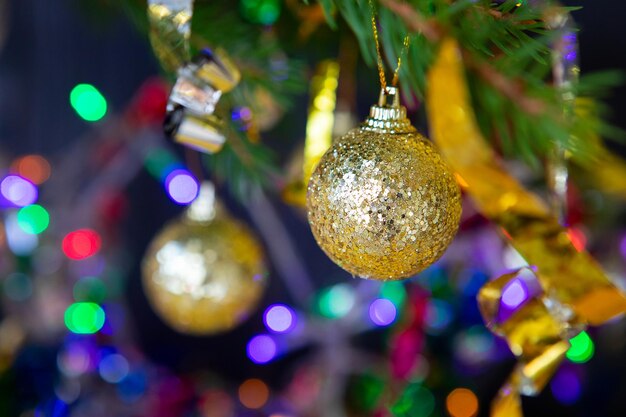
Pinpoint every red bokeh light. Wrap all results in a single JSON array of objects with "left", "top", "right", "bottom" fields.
[
  {"left": 567, "top": 227, "right": 587, "bottom": 252},
  {"left": 62, "top": 229, "right": 102, "bottom": 260},
  {"left": 126, "top": 78, "right": 169, "bottom": 127}
]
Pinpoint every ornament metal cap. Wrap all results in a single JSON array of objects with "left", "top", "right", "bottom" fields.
[
  {"left": 186, "top": 181, "right": 218, "bottom": 223},
  {"left": 164, "top": 105, "right": 226, "bottom": 154},
  {"left": 362, "top": 86, "right": 416, "bottom": 134}
]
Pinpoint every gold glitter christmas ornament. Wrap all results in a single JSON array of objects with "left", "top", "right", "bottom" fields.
[
  {"left": 142, "top": 183, "right": 267, "bottom": 335},
  {"left": 307, "top": 87, "right": 461, "bottom": 280}
]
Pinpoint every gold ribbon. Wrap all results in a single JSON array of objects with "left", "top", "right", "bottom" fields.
[
  {"left": 147, "top": 0, "right": 193, "bottom": 73},
  {"left": 283, "top": 60, "right": 339, "bottom": 207},
  {"left": 426, "top": 38, "right": 626, "bottom": 416}
]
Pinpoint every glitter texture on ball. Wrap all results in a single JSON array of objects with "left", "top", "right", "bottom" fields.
[{"left": 307, "top": 87, "right": 461, "bottom": 280}]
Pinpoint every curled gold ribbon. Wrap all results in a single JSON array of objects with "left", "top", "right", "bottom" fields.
[
  {"left": 147, "top": 0, "right": 193, "bottom": 73},
  {"left": 426, "top": 38, "right": 626, "bottom": 416},
  {"left": 283, "top": 60, "right": 339, "bottom": 207}
]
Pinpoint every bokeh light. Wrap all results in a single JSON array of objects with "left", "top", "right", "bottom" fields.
[
  {"left": 446, "top": 388, "right": 479, "bottom": 417},
  {"left": 551, "top": 366, "right": 582, "bottom": 405},
  {"left": 164, "top": 169, "right": 199, "bottom": 205},
  {"left": 238, "top": 378, "right": 269, "bottom": 409},
  {"left": 380, "top": 281, "right": 407, "bottom": 308},
  {"left": 369, "top": 298, "right": 397, "bottom": 326},
  {"left": 64, "top": 302, "right": 106, "bottom": 334},
  {"left": 454, "top": 326, "right": 495, "bottom": 366},
  {"left": 391, "top": 384, "right": 435, "bottom": 417},
  {"left": 117, "top": 370, "right": 148, "bottom": 403},
  {"left": 55, "top": 378, "right": 82, "bottom": 404},
  {"left": 144, "top": 148, "right": 182, "bottom": 181},
  {"left": 240, "top": 0, "right": 281, "bottom": 25},
  {"left": 70, "top": 84, "right": 108, "bottom": 122},
  {"left": 500, "top": 278, "right": 528, "bottom": 310},
  {"left": 1, "top": 175, "right": 38, "bottom": 207},
  {"left": 318, "top": 283, "right": 355, "bottom": 319},
  {"left": 73, "top": 276, "right": 107, "bottom": 303},
  {"left": 3, "top": 272, "right": 33, "bottom": 301},
  {"left": 566, "top": 331, "right": 594, "bottom": 363},
  {"left": 199, "top": 388, "right": 235, "bottom": 417},
  {"left": 58, "top": 342, "right": 93, "bottom": 377},
  {"left": 99, "top": 353, "right": 129, "bottom": 383},
  {"left": 11, "top": 155, "right": 51, "bottom": 184},
  {"left": 17, "top": 204, "right": 50, "bottom": 234},
  {"left": 264, "top": 304, "right": 296, "bottom": 333},
  {"left": 348, "top": 373, "right": 385, "bottom": 412},
  {"left": 620, "top": 235, "right": 626, "bottom": 259},
  {"left": 62, "top": 229, "right": 101, "bottom": 260},
  {"left": 425, "top": 299, "right": 453, "bottom": 335},
  {"left": 5, "top": 212, "right": 39, "bottom": 255},
  {"left": 35, "top": 398, "right": 69, "bottom": 417},
  {"left": 247, "top": 334, "right": 277, "bottom": 364}
]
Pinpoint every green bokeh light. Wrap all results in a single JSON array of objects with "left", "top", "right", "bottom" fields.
[
  {"left": 347, "top": 374, "right": 385, "bottom": 412},
  {"left": 64, "top": 302, "right": 106, "bottom": 334},
  {"left": 17, "top": 204, "right": 50, "bottom": 234},
  {"left": 392, "top": 383, "right": 435, "bottom": 417},
  {"left": 381, "top": 281, "right": 407, "bottom": 308},
  {"left": 73, "top": 276, "right": 108, "bottom": 303},
  {"left": 566, "top": 331, "right": 594, "bottom": 363},
  {"left": 70, "top": 84, "right": 107, "bottom": 122},
  {"left": 318, "top": 283, "right": 355, "bottom": 319},
  {"left": 3, "top": 273, "right": 33, "bottom": 302},
  {"left": 240, "top": 0, "right": 280, "bottom": 25},
  {"left": 144, "top": 148, "right": 180, "bottom": 180}
]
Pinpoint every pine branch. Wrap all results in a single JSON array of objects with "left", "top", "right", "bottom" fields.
[
  {"left": 381, "top": 0, "right": 547, "bottom": 115},
  {"left": 464, "top": 52, "right": 547, "bottom": 115},
  {"left": 117, "top": 0, "right": 621, "bottom": 190},
  {"left": 378, "top": 0, "right": 441, "bottom": 41}
]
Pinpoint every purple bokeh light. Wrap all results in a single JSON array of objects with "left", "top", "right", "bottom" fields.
[
  {"left": 501, "top": 278, "right": 529, "bottom": 310},
  {"left": 551, "top": 366, "right": 582, "bottom": 405},
  {"left": 164, "top": 170, "right": 199, "bottom": 205},
  {"left": 1, "top": 175, "right": 38, "bottom": 207},
  {"left": 246, "top": 335, "right": 277, "bottom": 364},
  {"left": 620, "top": 235, "right": 626, "bottom": 259},
  {"left": 99, "top": 353, "right": 130, "bottom": 384},
  {"left": 424, "top": 299, "right": 453, "bottom": 334},
  {"left": 369, "top": 298, "right": 397, "bottom": 327},
  {"left": 497, "top": 274, "right": 534, "bottom": 323},
  {"left": 264, "top": 304, "right": 296, "bottom": 333}
]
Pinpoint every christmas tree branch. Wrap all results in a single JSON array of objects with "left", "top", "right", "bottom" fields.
[
  {"left": 381, "top": 0, "right": 546, "bottom": 115},
  {"left": 463, "top": 52, "right": 548, "bottom": 116},
  {"left": 326, "top": 0, "right": 620, "bottom": 165},
  {"left": 115, "top": 0, "right": 620, "bottom": 191},
  {"left": 378, "top": 0, "right": 441, "bottom": 41}
]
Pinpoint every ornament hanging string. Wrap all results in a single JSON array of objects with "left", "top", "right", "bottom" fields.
[
  {"left": 306, "top": 4, "right": 462, "bottom": 281},
  {"left": 367, "top": 0, "right": 410, "bottom": 90}
]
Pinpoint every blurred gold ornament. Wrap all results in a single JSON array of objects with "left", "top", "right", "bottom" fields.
[
  {"left": 307, "top": 86, "right": 461, "bottom": 280},
  {"left": 142, "top": 183, "right": 267, "bottom": 335}
]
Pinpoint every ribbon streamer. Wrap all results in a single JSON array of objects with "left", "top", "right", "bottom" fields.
[
  {"left": 147, "top": 0, "right": 193, "bottom": 72},
  {"left": 147, "top": 0, "right": 242, "bottom": 154},
  {"left": 283, "top": 60, "right": 339, "bottom": 207},
  {"left": 426, "top": 38, "right": 626, "bottom": 416}
]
